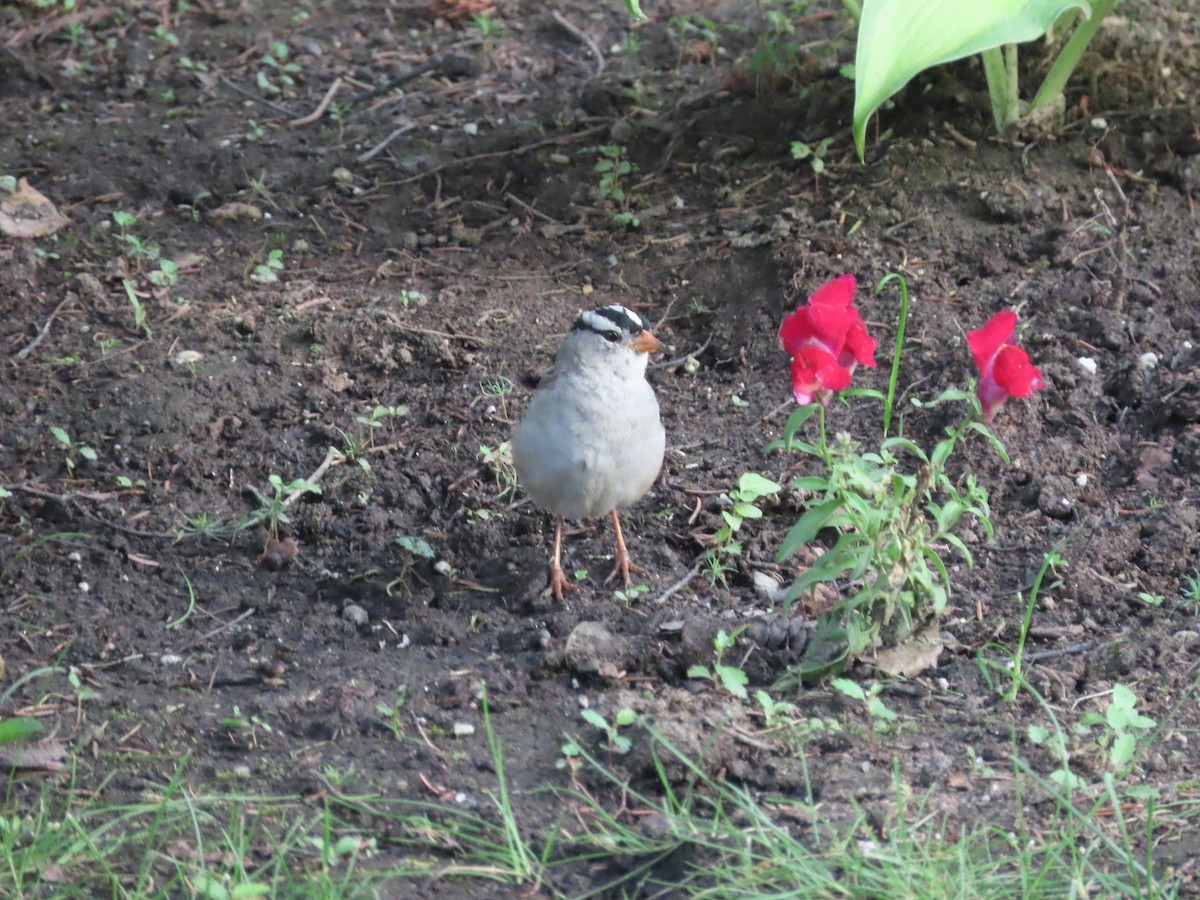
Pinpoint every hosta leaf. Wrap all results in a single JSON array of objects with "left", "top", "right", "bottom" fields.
[{"left": 853, "top": 0, "right": 1091, "bottom": 157}]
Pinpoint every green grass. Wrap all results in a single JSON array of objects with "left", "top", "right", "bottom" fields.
[{"left": 1, "top": 692, "right": 1194, "bottom": 898}]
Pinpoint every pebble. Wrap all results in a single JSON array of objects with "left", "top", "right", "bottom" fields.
[
  {"left": 453, "top": 722, "right": 475, "bottom": 737},
  {"left": 1076, "top": 357, "right": 1098, "bottom": 376},
  {"left": 342, "top": 604, "right": 369, "bottom": 625},
  {"left": 564, "top": 621, "right": 624, "bottom": 675}
]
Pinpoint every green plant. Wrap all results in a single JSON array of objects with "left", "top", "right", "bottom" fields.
[
  {"left": 592, "top": 145, "right": 640, "bottom": 229},
  {"left": 580, "top": 706, "right": 637, "bottom": 754},
  {"left": 479, "top": 441, "right": 516, "bottom": 496},
  {"left": 1180, "top": 570, "right": 1200, "bottom": 609},
  {"left": 790, "top": 137, "right": 834, "bottom": 175},
  {"left": 980, "top": 551, "right": 1066, "bottom": 702},
  {"left": 248, "top": 474, "right": 321, "bottom": 540},
  {"left": 687, "top": 628, "right": 750, "bottom": 700},
  {"left": 175, "top": 510, "right": 240, "bottom": 544},
  {"left": 612, "top": 583, "right": 649, "bottom": 604},
  {"left": 770, "top": 275, "right": 1017, "bottom": 683},
  {"left": 257, "top": 41, "right": 301, "bottom": 95},
  {"left": 852, "top": 0, "right": 1121, "bottom": 156},
  {"left": 49, "top": 425, "right": 97, "bottom": 474},
  {"left": 250, "top": 248, "right": 284, "bottom": 283},
  {"left": 399, "top": 288, "right": 424, "bottom": 308},
  {"left": 1078, "top": 683, "right": 1157, "bottom": 774},
  {"left": 705, "top": 472, "right": 782, "bottom": 586},
  {"left": 1137, "top": 590, "right": 1164, "bottom": 607},
  {"left": 831, "top": 676, "right": 897, "bottom": 734},
  {"left": 375, "top": 687, "right": 409, "bottom": 742}
]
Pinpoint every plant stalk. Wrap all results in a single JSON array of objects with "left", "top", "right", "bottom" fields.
[
  {"left": 981, "top": 44, "right": 1021, "bottom": 133},
  {"left": 1029, "top": 0, "right": 1121, "bottom": 115}
]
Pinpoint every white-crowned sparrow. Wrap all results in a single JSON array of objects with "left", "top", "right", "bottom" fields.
[{"left": 512, "top": 305, "right": 666, "bottom": 600}]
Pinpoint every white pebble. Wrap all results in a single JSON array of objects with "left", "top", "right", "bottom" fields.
[
  {"left": 453, "top": 723, "right": 475, "bottom": 737},
  {"left": 78, "top": 582, "right": 90, "bottom": 593},
  {"left": 160, "top": 653, "right": 183, "bottom": 665},
  {"left": 1138, "top": 352, "right": 1159, "bottom": 369},
  {"left": 1076, "top": 357, "right": 1098, "bottom": 376},
  {"left": 462, "top": 122, "right": 478, "bottom": 136},
  {"left": 1074, "top": 473, "right": 1088, "bottom": 487}
]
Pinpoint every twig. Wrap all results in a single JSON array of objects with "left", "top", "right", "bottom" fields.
[
  {"left": 15, "top": 296, "right": 73, "bottom": 360},
  {"left": 174, "top": 608, "right": 255, "bottom": 653},
  {"left": 505, "top": 192, "right": 562, "bottom": 225},
  {"left": 358, "top": 123, "right": 417, "bottom": 162},
  {"left": 282, "top": 446, "right": 345, "bottom": 509},
  {"left": 385, "top": 313, "right": 489, "bottom": 345},
  {"left": 392, "top": 124, "right": 606, "bottom": 186},
  {"left": 289, "top": 77, "right": 343, "bottom": 127},
  {"left": 653, "top": 560, "right": 703, "bottom": 604},
  {"left": 218, "top": 75, "right": 293, "bottom": 116},
  {"left": 651, "top": 335, "right": 713, "bottom": 371},
  {"left": 550, "top": 10, "right": 605, "bottom": 78}
]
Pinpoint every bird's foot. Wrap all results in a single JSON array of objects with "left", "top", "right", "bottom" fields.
[
  {"left": 541, "top": 560, "right": 581, "bottom": 602},
  {"left": 603, "top": 548, "right": 646, "bottom": 588}
]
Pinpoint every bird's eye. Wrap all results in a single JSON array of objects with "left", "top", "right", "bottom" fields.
[{"left": 603, "top": 331, "right": 621, "bottom": 343}]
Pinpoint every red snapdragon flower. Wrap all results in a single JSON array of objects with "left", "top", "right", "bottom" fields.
[
  {"left": 778, "top": 274, "right": 878, "bottom": 406},
  {"left": 967, "top": 310, "right": 1045, "bottom": 422}
]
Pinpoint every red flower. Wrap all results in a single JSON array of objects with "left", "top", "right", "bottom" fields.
[
  {"left": 779, "top": 274, "right": 877, "bottom": 406},
  {"left": 967, "top": 310, "right": 1045, "bottom": 422}
]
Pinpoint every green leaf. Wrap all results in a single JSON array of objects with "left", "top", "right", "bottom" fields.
[
  {"left": 714, "top": 664, "right": 749, "bottom": 700},
  {"left": 738, "top": 472, "right": 782, "bottom": 498},
  {"left": 686, "top": 664, "right": 711, "bottom": 680},
  {"left": 614, "top": 707, "right": 637, "bottom": 727},
  {"left": 790, "top": 476, "right": 830, "bottom": 492},
  {"left": 1026, "top": 723, "right": 1049, "bottom": 744},
  {"left": 0, "top": 717, "right": 43, "bottom": 746},
  {"left": 831, "top": 677, "right": 865, "bottom": 701},
  {"left": 580, "top": 709, "right": 608, "bottom": 731},
  {"left": 853, "top": 0, "right": 1091, "bottom": 157},
  {"left": 1110, "top": 732, "right": 1135, "bottom": 769},
  {"left": 776, "top": 498, "right": 843, "bottom": 562},
  {"left": 50, "top": 426, "right": 71, "bottom": 446}
]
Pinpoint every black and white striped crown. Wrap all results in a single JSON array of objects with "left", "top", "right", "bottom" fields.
[{"left": 571, "top": 305, "right": 647, "bottom": 338}]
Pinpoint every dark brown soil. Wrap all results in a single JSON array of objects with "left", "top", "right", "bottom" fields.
[{"left": 3, "top": 0, "right": 1200, "bottom": 894}]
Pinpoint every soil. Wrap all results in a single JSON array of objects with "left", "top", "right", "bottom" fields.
[{"left": 2, "top": 0, "right": 1200, "bottom": 894}]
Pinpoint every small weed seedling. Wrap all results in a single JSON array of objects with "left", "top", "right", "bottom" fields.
[
  {"left": 473, "top": 376, "right": 515, "bottom": 418},
  {"left": 791, "top": 137, "right": 835, "bottom": 176},
  {"left": 121, "top": 279, "right": 152, "bottom": 337},
  {"left": 979, "top": 551, "right": 1066, "bottom": 702},
  {"left": 257, "top": 41, "right": 301, "bottom": 95},
  {"left": 1179, "top": 570, "right": 1200, "bottom": 611},
  {"left": 830, "top": 677, "right": 897, "bottom": 735},
  {"left": 399, "top": 288, "right": 424, "bottom": 308},
  {"left": 706, "top": 472, "right": 781, "bottom": 586},
  {"left": 50, "top": 426, "right": 97, "bottom": 475},
  {"left": 249, "top": 248, "right": 284, "bottom": 284},
  {"left": 388, "top": 534, "right": 436, "bottom": 596},
  {"left": 479, "top": 441, "right": 517, "bottom": 496},
  {"left": 580, "top": 706, "right": 637, "bottom": 755},
  {"left": 175, "top": 510, "right": 240, "bottom": 544},
  {"left": 357, "top": 403, "right": 409, "bottom": 436},
  {"left": 687, "top": 628, "right": 750, "bottom": 700},
  {"left": 248, "top": 474, "right": 321, "bottom": 540},
  {"left": 1075, "top": 683, "right": 1157, "bottom": 775},
  {"left": 374, "top": 687, "right": 409, "bottom": 742},
  {"left": 592, "top": 144, "right": 640, "bottom": 229},
  {"left": 613, "top": 583, "right": 649, "bottom": 604}
]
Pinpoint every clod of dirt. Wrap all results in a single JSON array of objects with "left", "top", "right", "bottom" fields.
[
  {"left": 1037, "top": 475, "right": 1079, "bottom": 520},
  {"left": 342, "top": 604, "right": 369, "bottom": 626},
  {"left": 564, "top": 621, "right": 630, "bottom": 676}
]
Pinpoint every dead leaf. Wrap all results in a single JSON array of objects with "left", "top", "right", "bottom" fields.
[
  {"left": 948, "top": 770, "right": 972, "bottom": 791},
  {"left": 0, "top": 178, "right": 72, "bottom": 238},
  {"left": 207, "top": 201, "right": 263, "bottom": 224},
  {"left": 873, "top": 622, "right": 943, "bottom": 678}
]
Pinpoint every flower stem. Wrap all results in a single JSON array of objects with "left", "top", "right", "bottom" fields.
[
  {"left": 818, "top": 403, "right": 827, "bottom": 458},
  {"left": 1029, "top": 0, "right": 1120, "bottom": 115},
  {"left": 876, "top": 273, "right": 910, "bottom": 439}
]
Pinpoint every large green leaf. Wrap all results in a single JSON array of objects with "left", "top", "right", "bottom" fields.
[{"left": 853, "top": 0, "right": 1090, "bottom": 157}]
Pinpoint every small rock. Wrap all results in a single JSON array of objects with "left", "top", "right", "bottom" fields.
[
  {"left": 564, "top": 621, "right": 626, "bottom": 675},
  {"left": 751, "top": 571, "right": 785, "bottom": 604},
  {"left": 172, "top": 350, "right": 203, "bottom": 368},
  {"left": 1138, "top": 351, "right": 1159, "bottom": 370},
  {"left": 1076, "top": 356, "right": 1098, "bottom": 376},
  {"left": 1037, "top": 475, "right": 1077, "bottom": 520},
  {"left": 342, "top": 604, "right": 369, "bottom": 625},
  {"left": 235, "top": 314, "right": 257, "bottom": 334},
  {"left": 453, "top": 722, "right": 475, "bottom": 736}
]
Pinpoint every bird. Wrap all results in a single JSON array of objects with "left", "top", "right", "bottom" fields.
[{"left": 512, "top": 304, "right": 666, "bottom": 601}]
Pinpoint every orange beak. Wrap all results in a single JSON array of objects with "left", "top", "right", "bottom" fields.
[{"left": 630, "top": 329, "right": 663, "bottom": 354}]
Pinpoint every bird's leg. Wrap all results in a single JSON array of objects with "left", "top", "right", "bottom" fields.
[
  {"left": 542, "top": 515, "right": 579, "bottom": 601},
  {"left": 604, "top": 509, "right": 646, "bottom": 587}
]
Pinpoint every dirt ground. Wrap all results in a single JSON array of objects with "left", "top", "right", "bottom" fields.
[{"left": 2, "top": 0, "right": 1200, "bottom": 894}]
